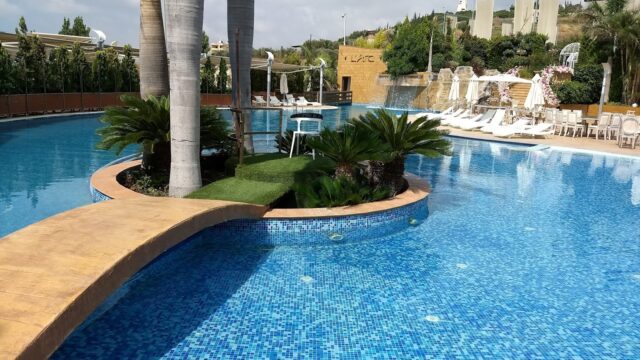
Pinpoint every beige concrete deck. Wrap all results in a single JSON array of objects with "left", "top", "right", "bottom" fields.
[
  {"left": 0, "top": 197, "right": 266, "bottom": 359},
  {"left": 442, "top": 126, "right": 640, "bottom": 158}
]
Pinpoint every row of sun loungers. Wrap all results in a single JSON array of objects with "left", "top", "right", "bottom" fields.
[
  {"left": 422, "top": 106, "right": 555, "bottom": 138},
  {"left": 253, "top": 95, "right": 321, "bottom": 107}
]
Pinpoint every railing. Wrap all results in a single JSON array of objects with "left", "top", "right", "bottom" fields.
[
  {"left": 298, "top": 91, "right": 353, "bottom": 105},
  {"left": 0, "top": 93, "right": 233, "bottom": 118}
]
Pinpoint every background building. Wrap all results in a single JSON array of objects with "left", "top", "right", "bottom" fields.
[{"left": 472, "top": 0, "right": 494, "bottom": 40}]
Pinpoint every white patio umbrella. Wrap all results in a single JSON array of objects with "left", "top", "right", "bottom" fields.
[
  {"left": 465, "top": 74, "right": 479, "bottom": 104},
  {"left": 448, "top": 75, "right": 460, "bottom": 102},
  {"left": 524, "top": 74, "right": 545, "bottom": 110},
  {"left": 279, "top": 73, "right": 289, "bottom": 100}
]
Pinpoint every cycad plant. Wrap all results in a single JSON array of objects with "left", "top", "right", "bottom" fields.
[
  {"left": 97, "top": 95, "right": 230, "bottom": 174},
  {"left": 97, "top": 95, "right": 170, "bottom": 172},
  {"left": 306, "top": 125, "right": 388, "bottom": 179},
  {"left": 351, "top": 109, "right": 451, "bottom": 194}
]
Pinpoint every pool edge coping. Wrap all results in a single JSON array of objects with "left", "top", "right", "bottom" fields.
[{"left": 90, "top": 160, "right": 431, "bottom": 219}]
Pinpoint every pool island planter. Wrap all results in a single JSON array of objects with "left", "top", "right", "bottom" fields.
[{"left": 90, "top": 160, "right": 431, "bottom": 245}]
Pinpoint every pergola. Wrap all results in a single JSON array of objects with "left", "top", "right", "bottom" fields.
[{"left": 0, "top": 31, "right": 139, "bottom": 60}]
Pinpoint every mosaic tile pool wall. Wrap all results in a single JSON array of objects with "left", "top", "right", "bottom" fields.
[{"left": 205, "top": 198, "right": 428, "bottom": 246}]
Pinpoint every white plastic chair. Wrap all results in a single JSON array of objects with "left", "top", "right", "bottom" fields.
[
  {"left": 552, "top": 110, "right": 565, "bottom": 135},
  {"left": 564, "top": 112, "right": 583, "bottom": 137},
  {"left": 608, "top": 114, "right": 622, "bottom": 140},
  {"left": 587, "top": 113, "right": 611, "bottom": 140},
  {"left": 289, "top": 113, "right": 323, "bottom": 159},
  {"left": 618, "top": 117, "right": 640, "bottom": 149}
]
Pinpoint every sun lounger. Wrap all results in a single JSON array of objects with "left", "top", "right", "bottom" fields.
[
  {"left": 522, "top": 122, "right": 554, "bottom": 138},
  {"left": 437, "top": 109, "right": 466, "bottom": 125},
  {"left": 450, "top": 113, "right": 482, "bottom": 128},
  {"left": 415, "top": 106, "right": 454, "bottom": 120},
  {"left": 443, "top": 110, "right": 474, "bottom": 127},
  {"left": 253, "top": 96, "right": 267, "bottom": 106},
  {"left": 270, "top": 96, "right": 283, "bottom": 106},
  {"left": 493, "top": 119, "right": 532, "bottom": 138},
  {"left": 479, "top": 109, "right": 507, "bottom": 133},
  {"left": 297, "top": 96, "right": 321, "bottom": 106},
  {"left": 460, "top": 109, "right": 500, "bottom": 130}
]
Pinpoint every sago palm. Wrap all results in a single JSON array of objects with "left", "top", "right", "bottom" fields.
[
  {"left": 97, "top": 95, "right": 170, "bottom": 172},
  {"left": 351, "top": 109, "right": 451, "bottom": 193},
  {"left": 307, "top": 125, "right": 389, "bottom": 179}
]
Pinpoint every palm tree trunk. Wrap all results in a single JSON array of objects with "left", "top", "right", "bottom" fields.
[
  {"left": 165, "top": 0, "right": 204, "bottom": 197},
  {"left": 383, "top": 156, "right": 406, "bottom": 195},
  {"left": 139, "top": 0, "right": 169, "bottom": 99},
  {"left": 228, "top": 0, "right": 254, "bottom": 153}
]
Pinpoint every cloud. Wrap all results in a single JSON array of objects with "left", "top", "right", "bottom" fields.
[{"left": 0, "top": 0, "right": 560, "bottom": 48}]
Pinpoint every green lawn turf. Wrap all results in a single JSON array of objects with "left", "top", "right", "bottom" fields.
[
  {"left": 186, "top": 178, "right": 290, "bottom": 205},
  {"left": 188, "top": 153, "right": 334, "bottom": 205}
]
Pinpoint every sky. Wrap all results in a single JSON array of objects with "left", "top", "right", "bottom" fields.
[{"left": 1, "top": 0, "right": 518, "bottom": 48}]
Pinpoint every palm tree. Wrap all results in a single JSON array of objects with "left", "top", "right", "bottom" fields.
[
  {"left": 227, "top": 0, "right": 255, "bottom": 152},
  {"left": 165, "top": 0, "right": 205, "bottom": 197},
  {"left": 584, "top": 0, "right": 640, "bottom": 103},
  {"left": 307, "top": 125, "right": 389, "bottom": 179},
  {"left": 351, "top": 109, "right": 451, "bottom": 194},
  {"left": 139, "top": 0, "right": 170, "bottom": 99}
]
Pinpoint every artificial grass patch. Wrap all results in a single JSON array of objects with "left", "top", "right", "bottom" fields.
[
  {"left": 234, "top": 155, "right": 334, "bottom": 186},
  {"left": 186, "top": 177, "right": 290, "bottom": 206}
]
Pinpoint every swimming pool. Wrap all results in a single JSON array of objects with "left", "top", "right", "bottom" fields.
[
  {"left": 53, "top": 137, "right": 640, "bottom": 358},
  {"left": 0, "top": 114, "right": 137, "bottom": 237},
  {"left": 0, "top": 105, "right": 407, "bottom": 237}
]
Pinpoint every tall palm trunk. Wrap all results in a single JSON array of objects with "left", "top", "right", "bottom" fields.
[
  {"left": 166, "top": 0, "right": 204, "bottom": 197},
  {"left": 228, "top": 0, "right": 254, "bottom": 153},
  {"left": 139, "top": 0, "right": 169, "bottom": 99}
]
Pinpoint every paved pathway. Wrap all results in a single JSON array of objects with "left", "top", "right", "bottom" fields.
[{"left": 0, "top": 197, "right": 265, "bottom": 359}]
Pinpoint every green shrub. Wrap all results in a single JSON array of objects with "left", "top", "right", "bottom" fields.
[
  {"left": 553, "top": 81, "right": 594, "bottom": 104},
  {"left": 572, "top": 65, "right": 603, "bottom": 103},
  {"left": 294, "top": 175, "right": 390, "bottom": 208}
]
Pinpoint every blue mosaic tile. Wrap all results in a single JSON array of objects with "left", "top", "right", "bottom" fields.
[{"left": 55, "top": 139, "right": 640, "bottom": 359}]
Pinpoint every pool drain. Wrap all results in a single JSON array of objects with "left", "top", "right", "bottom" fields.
[
  {"left": 632, "top": 274, "right": 640, "bottom": 281},
  {"left": 408, "top": 218, "right": 420, "bottom": 226},
  {"left": 300, "top": 275, "right": 314, "bottom": 283},
  {"left": 524, "top": 227, "right": 536, "bottom": 232},
  {"left": 328, "top": 232, "right": 344, "bottom": 241},
  {"left": 456, "top": 263, "right": 468, "bottom": 269}
]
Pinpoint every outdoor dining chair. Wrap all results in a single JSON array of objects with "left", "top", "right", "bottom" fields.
[
  {"left": 608, "top": 114, "right": 623, "bottom": 140},
  {"left": 289, "top": 112, "right": 323, "bottom": 159},
  {"left": 618, "top": 117, "right": 640, "bottom": 149},
  {"left": 588, "top": 112, "right": 611, "bottom": 140}
]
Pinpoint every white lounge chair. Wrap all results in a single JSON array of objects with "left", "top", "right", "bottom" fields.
[
  {"left": 285, "top": 94, "right": 296, "bottom": 106},
  {"left": 415, "top": 106, "right": 454, "bottom": 120},
  {"left": 479, "top": 109, "right": 507, "bottom": 133},
  {"left": 522, "top": 122, "right": 554, "bottom": 138},
  {"left": 270, "top": 96, "right": 283, "bottom": 106},
  {"left": 449, "top": 113, "right": 482, "bottom": 128},
  {"left": 253, "top": 96, "right": 267, "bottom": 106},
  {"left": 438, "top": 109, "right": 466, "bottom": 125},
  {"left": 297, "top": 96, "right": 320, "bottom": 106},
  {"left": 459, "top": 109, "right": 498, "bottom": 130},
  {"left": 493, "top": 119, "right": 532, "bottom": 138}
]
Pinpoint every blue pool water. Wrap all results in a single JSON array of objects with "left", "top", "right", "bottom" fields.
[
  {"left": 0, "top": 115, "right": 137, "bottom": 237},
  {"left": 0, "top": 106, "right": 382, "bottom": 237},
  {"left": 54, "top": 137, "right": 640, "bottom": 358}
]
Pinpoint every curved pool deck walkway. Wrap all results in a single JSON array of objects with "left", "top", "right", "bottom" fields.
[
  {"left": 0, "top": 162, "right": 430, "bottom": 359},
  {"left": 0, "top": 197, "right": 266, "bottom": 359}
]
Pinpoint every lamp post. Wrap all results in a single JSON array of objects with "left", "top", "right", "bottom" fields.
[
  {"left": 266, "top": 51, "right": 274, "bottom": 107},
  {"left": 342, "top": 14, "right": 346, "bottom": 46},
  {"left": 319, "top": 58, "right": 326, "bottom": 104}
]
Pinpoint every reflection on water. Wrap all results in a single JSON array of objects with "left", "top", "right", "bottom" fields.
[{"left": 0, "top": 115, "right": 137, "bottom": 237}]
